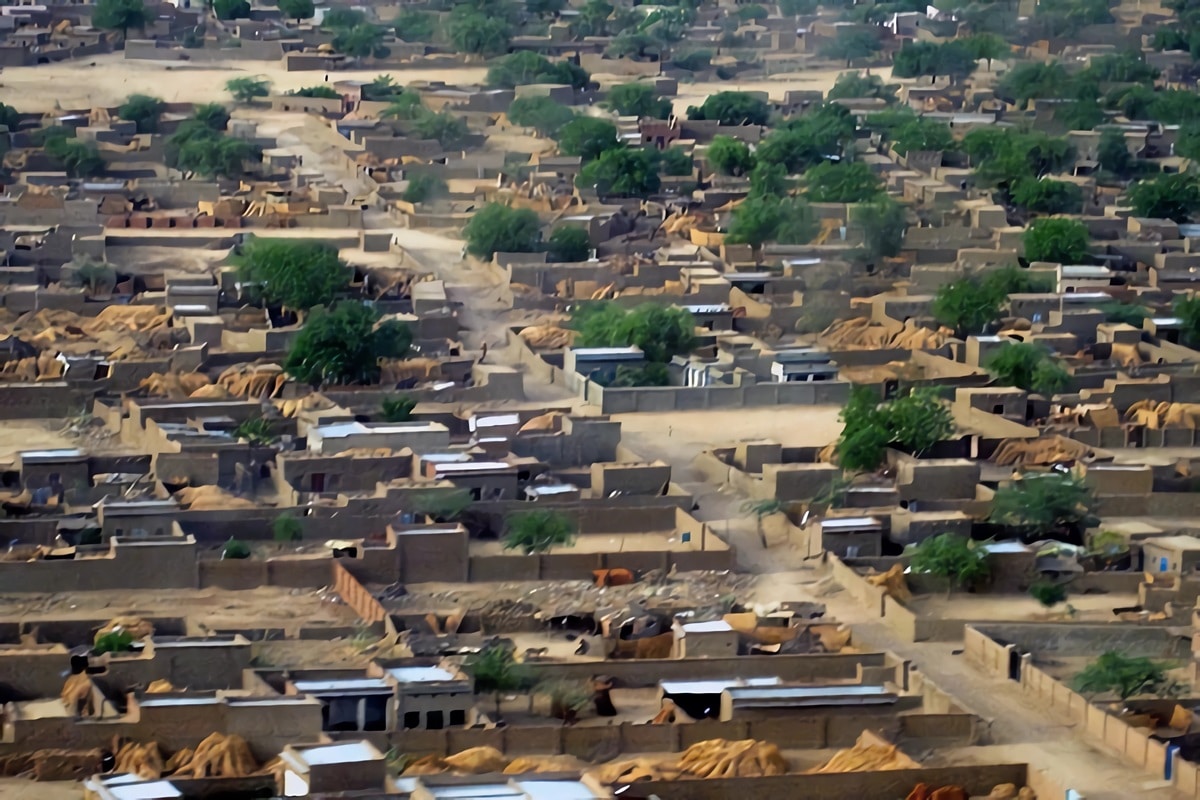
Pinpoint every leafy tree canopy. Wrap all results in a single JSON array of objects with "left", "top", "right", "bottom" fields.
[
  {"left": 322, "top": 8, "right": 365, "bottom": 28},
  {"left": 756, "top": 104, "right": 853, "bottom": 172},
  {"left": 1128, "top": 173, "right": 1200, "bottom": 222},
  {"left": 891, "top": 118, "right": 954, "bottom": 155},
  {"left": 503, "top": 510, "right": 576, "bottom": 554},
  {"left": 213, "top": 0, "right": 250, "bottom": 20},
  {"left": 852, "top": 195, "right": 908, "bottom": 263},
  {"left": 278, "top": 0, "right": 314, "bottom": 22},
  {"left": 706, "top": 135, "right": 755, "bottom": 176},
  {"left": 604, "top": 83, "right": 673, "bottom": 119},
  {"left": 578, "top": 146, "right": 661, "bottom": 197},
  {"left": 836, "top": 385, "right": 954, "bottom": 470},
  {"left": 410, "top": 109, "right": 469, "bottom": 148},
  {"left": 819, "top": 29, "right": 882, "bottom": 66},
  {"left": 446, "top": 8, "right": 512, "bottom": 57},
  {"left": 725, "top": 194, "right": 816, "bottom": 247},
  {"left": 909, "top": 533, "right": 990, "bottom": 591},
  {"left": 659, "top": 145, "right": 693, "bottom": 176},
  {"left": 44, "top": 135, "right": 105, "bottom": 179},
  {"left": 172, "top": 133, "right": 261, "bottom": 179},
  {"left": 1024, "top": 217, "right": 1090, "bottom": 264},
  {"left": 803, "top": 161, "right": 883, "bottom": 203},
  {"left": 990, "top": 471, "right": 1096, "bottom": 542},
  {"left": 463, "top": 203, "right": 541, "bottom": 259},
  {"left": 285, "top": 302, "right": 412, "bottom": 386},
  {"left": 332, "top": 23, "right": 390, "bottom": 59},
  {"left": 225, "top": 77, "right": 271, "bottom": 103},
  {"left": 402, "top": 173, "right": 446, "bottom": 204},
  {"left": 826, "top": 72, "right": 899, "bottom": 104},
  {"left": 1010, "top": 178, "right": 1083, "bottom": 214},
  {"left": 507, "top": 96, "right": 575, "bottom": 138},
  {"left": 686, "top": 91, "right": 770, "bottom": 126},
  {"left": 557, "top": 116, "right": 619, "bottom": 160},
  {"left": 985, "top": 342, "right": 1070, "bottom": 395},
  {"left": 92, "top": 0, "right": 150, "bottom": 35},
  {"left": 118, "top": 94, "right": 165, "bottom": 134},
  {"left": 291, "top": 85, "right": 341, "bottom": 99},
  {"left": 0, "top": 103, "right": 20, "bottom": 133},
  {"left": 393, "top": 10, "right": 438, "bottom": 42},
  {"left": 546, "top": 227, "right": 591, "bottom": 262},
  {"left": 234, "top": 238, "right": 348, "bottom": 310},
  {"left": 1073, "top": 652, "right": 1180, "bottom": 701},
  {"left": 892, "top": 39, "right": 978, "bottom": 82},
  {"left": 192, "top": 103, "right": 231, "bottom": 131},
  {"left": 486, "top": 52, "right": 590, "bottom": 90},
  {"left": 1173, "top": 295, "right": 1200, "bottom": 347},
  {"left": 574, "top": 302, "right": 696, "bottom": 363}
]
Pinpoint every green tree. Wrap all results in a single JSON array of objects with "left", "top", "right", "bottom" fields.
[
  {"left": 0, "top": 103, "right": 19, "bottom": 133},
  {"left": 192, "top": 103, "right": 231, "bottom": 131},
  {"left": 45, "top": 135, "right": 105, "bottom": 178},
  {"left": 779, "top": 0, "right": 818, "bottom": 13},
  {"left": 686, "top": 91, "right": 770, "bottom": 126},
  {"left": 705, "top": 135, "right": 755, "bottom": 176},
  {"left": 1173, "top": 295, "right": 1200, "bottom": 347},
  {"left": 605, "top": 362, "right": 670, "bottom": 387},
  {"left": 604, "top": 83, "right": 672, "bottom": 119},
  {"left": 273, "top": 514, "right": 303, "bottom": 542},
  {"left": 741, "top": 498, "right": 786, "bottom": 549},
  {"left": 94, "top": 629, "right": 136, "bottom": 654},
  {"left": 725, "top": 194, "right": 817, "bottom": 247},
  {"left": 277, "top": 0, "right": 314, "bottom": 23},
  {"left": 234, "top": 416, "right": 277, "bottom": 445},
  {"left": 835, "top": 385, "right": 891, "bottom": 472},
  {"left": 1083, "top": 51, "right": 1158, "bottom": 84},
  {"left": 467, "top": 644, "right": 527, "bottom": 716},
  {"left": 333, "top": 24, "right": 390, "bottom": 60},
  {"left": 380, "top": 93, "right": 425, "bottom": 120},
  {"left": 660, "top": 146, "right": 693, "bottom": 176},
  {"left": 1101, "top": 301, "right": 1149, "bottom": 328},
  {"left": 118, "top": 94, "right": 165, "bottom": 134},
  {"left": 411, "top": 109, "right": 469, "bottom": 148},
  {"left": 285, "top": 302, "right": 411, "bottom": 385},
  {"left": 1128, "top": 173, "right": 1200, "bottom": 222},
  {"left": 402, "top": 173, "right": 446, "bottom": 203},
  {"left": 672, "top": 49, "right": 712, "bottom": 73},
  {"left": 291, "top": 85, "right": 341, "bottom": 99},
  {"left": 887, "top": 387, "right": 954, "bottom": 455},
  {"left": 546, "top": 227, "right": 591, "bottom": 262},
  {"left": 234, "top": 238, "right": 348, "bottom": 310},
  {"left": 1097, "top": 129, "right": 1133, "bottom": 178},
  {"left": 826, "top": 72, "right": 898, "bottom": 104},
  {"left": 503, "top": 509, "right": 576, "bottom": 554},
  {"left": 213, "top": 0, "right": 250, "bottom": 19},
  {"left": 486, "top": 52, "right": 589, "bottom": 89},
  {"left": 890, "top": 119, "right": 953, "bottom": 155},
  {"left": 756, "top": 105, "right": 853, "bottom": 171},
  {"left": 1010, "top": 178, "right": 1083, "bottom": 214},
  {"left": 930, "top": 276, "right": 1004, "bottom": 336},
  {"left": 852, "top": 195, "right": 908, "bottom": 263},
  {"left": 446, "top": 9, "right": 511, "bottom": 57},
  {"left": 463, "top": 203, "right": 541, "bottom": 259},
  {"left": 321, "top": 8, "right": 365, "bottom": 28},
  {"left": 92, "top": 0, "right": 150, "bottom": 36},
  {"left": 909, "top": 533, "right": 990, "bottom": 592},
  {"left": 575, "top": 302, "right": 695, "bottom": 363},
  {"left": 225, "top": 77, "right": 270, "bottom": 103},
  {"left": 1024, "top": 217, "right": 1090, "bottom": 264},
  {"left": 803, "top": 161, "right": 882, "bottom": 203},
  {"left": 528, "top": 0, "right": 566, "bottom": 16},
  {"left": 893, "top": 40, "right": 977, "bottom": 82},
  {"left": 738, "top": 3, "right": 769, "bottom": 19},
  {"left": 966, "top": 33, "right": 1007, "bottom": 70},
  {"left": 507, "top": 96, "right": 574, "bottom": 137},
  {"left": 1029, "top": 580, "right": 1068, "bottom": 609},
  {"left": 997, "top": 61, "right": 1072, "bottom": 107},
  {"left": 748, "top": 161, "right": 790, "bottom": 197},
  {"left": 173, "top": 133, "right": 261, "bottom": 179},
  {"left": 393, "top": 10, "right": 438, "bottom": 41},
  {"left": 380, "top": 394, "right": 416, "bottom": 422},
  {"left": 820, "top": 29, "right": 881, "bottom": 67},
  {"left": 1073, "top": 652, "right": 1180, "bottom": 701},
  {"left": 990, "top": 472, "right": 1096, "bottom": 542},
  {"left": 557, "top": 116, "right": 619, "bottom": 160},
  {"left": 985, "top": 342, "right": 1070, "bottom": 394}
]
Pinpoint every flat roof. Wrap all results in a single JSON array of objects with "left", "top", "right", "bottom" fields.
[
  {"left": 100, "top": 777, "right": 183, "bottom": 800},
  {"left": 520, "top": 781, "right": 602, "bottom": 800},
  {"left": 681, "top": 620, "right": 734, "bottom": 633},
  {"left": 661, "top": 677, "right": 781, "bottom": 695},
  {"left": 295, "top": 741, "right": 382, "bottom": 766},
  {"left": 388, "top": 666, "right": 458, "bottom": 683},
  {"left": 293, "top": 678, "right": 391, "bottom": 694},
  {"left": 725, "top": 684, "right": 895, "bottom": 704}
]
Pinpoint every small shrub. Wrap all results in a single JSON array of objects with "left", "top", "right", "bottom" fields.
[
  {"left": 380, "top": 394, "right": 417, "bottom": 422},
  {"left": 1028, "top": 579, "right": 1067, "bottom": 608},
  {"left": 222, "top": 537, "right": 251, "bottom": 560},
  {"left": 93, "top": 629, "right": 135, "bottom": 654},
  {"left": 273, "top": 514, "right": 302, "bottom": 542}
]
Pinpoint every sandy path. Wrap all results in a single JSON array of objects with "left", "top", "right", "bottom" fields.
[{"left": 0, "top": 53, "right": 487, "bottom": 112}]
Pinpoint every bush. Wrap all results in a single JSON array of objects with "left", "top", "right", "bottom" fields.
[
  {"left": 686, "top": 91, "right": 770, "bottom": 126},
  {"left": 1073, "top": 651, "right": 1180, "bottom": 701},
  {"left": 909, "top": 533, "right": 990, "bottom": 591},
  {"left": 989, "top": 471, "right": 1097, "bottom": 542},
  {"left": 1023, "top": 218, "right": 1090, "bottom": 265},
  {"left": 835, "top": 386, "right": 954, "bottom": 471},
  {"left": 234, "top": 239, "right": 347, "bottom": 311},
  {"left": 604, "top": 83, "right": 672, "bottom": 119},
  {"left": 574, "top": 302, "right": 695, "bottom": 363},
  {"left": 1029, "top": 580, "right": 1067, "bottom": 608},
  {"left": 546, "top": 227, "right": 591, "bottom": 262},
  {"left": 557, "top": 116, "right": 619, "bottom": 161},
  {"left": 503, "top": 510, "right": 576, "bottom": 554},
  {"left": 985, "top": 342, "right": 1070, "bottom": 394},
  {"left": 285, "top": 302, "right": 411, "bottom": 386},
  {"left": 380, "top": 394, "right": 416, "bottom": 422},
  {"left": 292, "top": 85, "right": 341, "bottom": 99},
  {"left": 222, "top": 537, "right": 252, "bottom": 560},
  {"left": 577, "top": 146, "right": 661, "bottom": 197},
  {"left": 273, "top": 514, "right": 303, "bottom": 542},
  {"left": 225, "top": 76, "right": 270, "bottom": 103},
  {"left": 706, "top": 135, "right": 755, "bottom": 176},
  {"left": 93, "top": 629, "right": 136, "bottom": 654},
  {"left": 402, "top": 173, "right": 446, "bottom": 204},
  {"left": 507, "top": 96, "right": 574, "bottom": 138},
  {"left": 463, "top": 203, "right": 541, "bottom": 259},
  {"left": 233, "top": 416, "right": 277, "bottom": 445},
  {"left": 118, "top": 94, "right": 165, "bottom": 133}
]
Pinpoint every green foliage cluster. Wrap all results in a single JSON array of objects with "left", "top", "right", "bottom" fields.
[
  {"left": 467, "top": 644, "right": 527, "bottom": 694},
  {"left": 94, "top": 629, "right": 136, "bottom": 654},
  {"left": 803, "top": 161, "right": 883, "bottom": 203},
  {"left": 1010, "top": 179, "right": 1082, "bottom": 214},
  {"left": 989, "top": 472, "right": 1097, "bottom": 541},
  {"left": 225, "top": 77, "right": 271, "bottom": 103},
  {"left": 487, "top": 52, "right": 589, "bottom": 89},
  {"left": 546, "top": 227, "right": 591, "bottom": 262},
  {"left": 574, "top": 302, "right": 695, "bottom": 364},
  {"left": 836, "top": 386, "right": 954, "bottom": 471},
  {"left": 725, "top": 194, "right": 816, "bottom": 248},
  {"left": 291, "top": 85, "right": 341, "bottom": 99},
  {"left": 892, "top": 39, "right": 979, "bottom": 82},
  {"left": 0, "top": 102, "right": 19, "bottom": 134},
  {"left": 1073, "top": 652, "right": 1180, "bottom": 701},
  {"left": 852, "top": 196, "right": 909, "bottom": 263},
  {"left": 167, "top": 118, "right": 261, "bottom": 179},
  {"left": 819, "top": 29, "right": 882, "bottom": 65},
  {"left": 45, "top": 134, "right": 105, "bottom": 178},
  {"left": 234, "top": 239, "right": 348, "bottom": 310},
  {"left": 273, "top": 514, "right": 303, "bottom": 542},
  {"left": 826, "top": 72, "right": 899, "bottom": 104},
  {"left": 92, "top": 0, "right": 150, "bottom": 35},
  {"left": 446, "top": 3, "right": 512, "bottom": 57},
  {"left": 1128, "top": 173, "right": 1200, "bottom": 222},
  {"left": 380, "top": 394, "right": 417, "bottom": 422},
  {"left": 1029, "top": 580, "right": 1068, "bottom": 608},
  {"left": 393, "top": 9, "right": 437, "bottom": 41},
  {"left": 604, "top": 83, "right": 673, "bottom": 119},
  {"left": 278, "top": 0, "right": 314, "bottom": 22},
  {"left": 463, "top": 203, "right": 541, "bottom": 259},
  {"left": 756, "top": 104, "right": 854, "bottom": 172},
  {"left": 557, "top": 116, "right": 619, "bottom": 160},
  {"left": 118, "top": 94, "right": 165, "bottom": 134},
  {"left": 222, "top": 537, "right": 252, "bottom": 560},
  {"left": 686, "top": 91, "right": 771, "bottom": 126},
  {"left": 1024, "top": 218, "right": 1090, "bottom": 265},
  {"left": 402, "top": 173, "right": 446, "bottom": 204},
  {"left": 985, "top": 342, "right": 1071, "bottom": 395},
  {"left": 660, "top": 146, "right": 693, "bottom": 176},
  {"left": 604, "top": 362, "right": 670, "bottom": 387},
  {"left": 706, "top": 136, "right": 755, "bottom": 176},
  {"left": 508, "top": 96, "right": 575, "bottom": 137},
  {"left": 233, "top": 416, "right": 277, "bottom": 445},
  {"left": 213, "top": 0, "right": 250, "bottom": 20},
  {"left": 503, "top": 510, "right": 576, "bottom": 554},
  {"left": 890, "top": 118, "right": 954, "bottom": 156},
  {"left": 1173, "top": 295, "right": 1200, "bottom": 347},
  {"left": 931, "top": 266, "right": 1051, "bottom": 336},
  {"left": 285, "top": 302, "right": 412, "bottom": 386},
  {"left": 578, "top": 146, "right": 661, "bottom": 196},
  {"left": 909, "top": 533, "right": 990, "bottom": 591}
]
